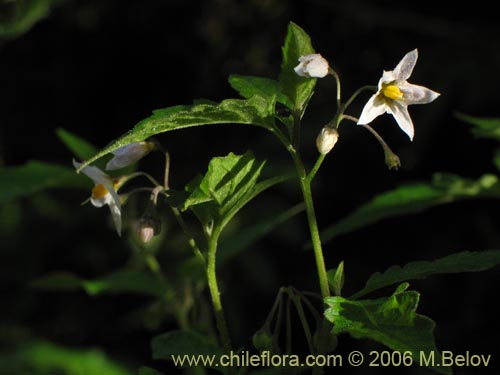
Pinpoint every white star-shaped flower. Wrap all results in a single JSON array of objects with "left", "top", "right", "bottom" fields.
[
  {"left": 73, "top": 159, "right": 123, "bottom": 236},
  {"left": 357, "top": 49, "right": 440, "bottom": 140}
]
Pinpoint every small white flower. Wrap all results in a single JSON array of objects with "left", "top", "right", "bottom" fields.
[
  {"left": 294, "top": 54, "right": 330, "bottom": 78},
  {"left": 316, "top": 127, "right": 339, "bottom": 155},
  {"left": 73, "top": 159, "right": 123, "bottom": 236},
  {"left": 357, "top": 49, "right": 440, "bottom": 140},
  {"left": 106, "top": 141, "right": 155, "bottom": 171}
]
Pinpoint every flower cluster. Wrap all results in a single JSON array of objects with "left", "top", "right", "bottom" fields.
[
  {"left": 74, "top": 140, "right": 161, "bottom": 241},
  {"left": 294, "top": 49, "right": 440, "bottom": 160}
]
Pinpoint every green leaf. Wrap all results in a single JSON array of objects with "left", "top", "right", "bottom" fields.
[
  {"left": 77, "top": 97, "right": 274, "bottom": 171},
  {"left": 352, "top": 250, "right": 500, "bottom": 299},
  {"left": 0, "top": 338, "right": 132, "bottom": 375},
  {"left": 56, "top": 128, "right": 99, "bottom": 161},
  {"left": 320, "top": 173, "right": 500, "bottom": 244},
  {"left": 180, "top": 151, "right": 266, "bottom": 229},
  {"left": 229, "top": 75, "right": 293, "bottom": 108},
  {"left": 456, "top": 112, "right": 500, "bottom": 141},
  {"left": 151, "top": 330, "right": 222, "bottom": 369},
  {"left": 0, "top": 0, "right": 61, "bottom": 39},
  {"left": 278, "top": 22, "right": 317, "bottom": 112},
  {"left": 219, "top": 173, "right": 293, "bottom": 230},
  {"left": 327, "top": 261, "right": 345, "bottom": 296},
  {"left": 0, "top": 161, "right": 87, "bottom": 204},
  {"left": 31, "top": 269, "right": 164, "bottom": 297},
  {"left": 325, "top": 285, "right": 450, "bottom": 375}
]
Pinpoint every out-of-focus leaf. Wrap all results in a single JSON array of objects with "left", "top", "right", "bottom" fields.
[
  {"left": 493, "top": 149, "right": 500, "bottom": 171},
  {"left": 320, "top": 173, "right": 500, "bottom": 244},
  {"left": 76, "top": 96, "right": 274, "bottom": 171},
  {"left": 278, "top": 22, "right": 316, "bottom": 112},
  {"left": 56, "top": 128, "right": 98, "bottom": 161},
  {"left": 137, "top": 367, "right": 164, "bottom": 375},
  {"left": 351, "top": 250, "right": 500, "bottom": 299},
  {"left": 151, "top": 330, "right": 222, "bottom": 371},
  {"left": 218, "top": 202, "right": 304, "bottom": 265},
  {"left": 0, "top": 0, "right": 61, "bottom": 39},
  {"left": 456, "top": 113, "right": 500, "bottom": 141},
  {"left": 0, "top": 161, "right": 88, "bottom": 204},
  {"left": 229, "top": 75, "right": 293, "bottom": 108},
  {"left": 325, "top": 284, "right": 449, "bottom": 375},
  {"left": 31, "top": 269, "right": 164, "bottom": 297},
  {"left": 0, "top": 338, "right": 132, "bottom": 375}
]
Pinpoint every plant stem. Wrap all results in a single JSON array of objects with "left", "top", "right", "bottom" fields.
[
  {"left": 206, "top": 226, "right": 233, "bottom": 355},
  {"left": 343, "top": 85, "right": 377, "bottom": 112},
  {"left": 328, "top": 68, "right": 342, "bottom": 107},
  {"left": 307, "top": 154, "right": 326, "bottom": 183},
  {"left": 299, "top": 176, "right": 330, "bottom": 299},
  {"left": 286, "top": 116, "right": 330, "bottom": 299}
]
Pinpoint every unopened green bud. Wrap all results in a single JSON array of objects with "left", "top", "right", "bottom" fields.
[
  {"left": 316, "top": 127, "right": 339, "bottom": 155},
  {"left": 384, "top": 149, "right": 401, "bottom": 170},
  {"left": 252, "top": 328, "right": 273, "bottom": 352}
]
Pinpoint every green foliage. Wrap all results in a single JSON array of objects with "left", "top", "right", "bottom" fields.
[
  {"left": 351, "top": 250, "right": 500, "bottom": 299},
  {"left": 0, "top": 338, "right": 131, "bottom": 375},
  {"left": 456, "top": 113, "right": 500, "bottom": 141},
  {"left": 180, "top": 151, "right": 265, "bottom": 227},
  {"left": 325, "top": 284, "right": 449, "bottom": 375},
  {"left": 31, "top": 269, "right": 164, "bottom": 297},
  {"left": 320, "top": 173, "right": 500, "bottom": 243},
  {"left": 279, "top": 22, "right": 317, "bottom": 112},
  {"left": 174, "top": 151, "right": 291, "bottom": 233},
  {"left": 0, "top": 0, "right": 61, "bottom": 38},
  {"left": 327, "top": 260, "right": 344, "bottom": 296},
  {"left": 151, "top": 330, "right": 222, "bottom": 363},
  {"left": 56, "top": 128, "right": 99, "bottom": 161},
  {"left": 229, "top": 75, "right": 293, "bottom": 108},
  {"left": 0, "top": 161, "right": 87, "bottom": 204},
  {"left": 137, "top": 367, "right": 164, "bottom": 375},
  {"left": 77, "top": 97, "right": 275, "bottom": 171}
]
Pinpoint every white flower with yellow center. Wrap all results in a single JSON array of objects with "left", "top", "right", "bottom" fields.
[
  {"left": 106, "top": 141, "right": 156, "bottom": 171},
  {"left": 294, "top": 54, "right": 330, "bottom": 78},
  {"left": 73, "top": 159, "right": 123, "bottom": 236},
  {"left": 357, "top": 49, "right": 440, "bottom": 140}
]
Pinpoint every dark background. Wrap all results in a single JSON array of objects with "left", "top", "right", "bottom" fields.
[{"left": 1, "top": 0, "right": 500, "bottom": 374}]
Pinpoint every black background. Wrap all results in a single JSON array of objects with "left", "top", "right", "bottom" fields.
[{"left": 1, "top": 0, "right": 500, "bottom": 374}]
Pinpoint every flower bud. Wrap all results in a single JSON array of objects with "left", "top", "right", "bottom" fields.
[
  {"left": 294, "top": 54, "right": 330, "bottom": 78},
  {"left": 252, "top": 328, "right": 273, "bottom": 352},
  {"left": 384, "top": 148, "right": 401, "bottom": 170},
  {"left": 316, "top": 127, "right": 339, "bottom": 155},
  {"left": 137, "top": 217, "right": 161, "bottom": 244},
  {"left": 106, "top": 141, "right": 156, "bottom": 171}
]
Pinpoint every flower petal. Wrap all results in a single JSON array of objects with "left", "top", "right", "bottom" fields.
[
  {"left": 357, "top": 94, "right": 387, "bottom": 125},
  {"left": 73, "top": 159, "right": 110, "bottom": 186},
  {"left": 387, "top": 101, "right": 414, "bottom": 140},
  {"left": 393, "top": 49, "right": 418, "bottom": 81},
  {"left": 378, "top": 71, "right": 396, "bottom": 88},
  {"left": 399, "top": 82, "right": 440, "bottom": 105},
  {"left": 108, "top": 201, "right": 122, "bottom": 236}
]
